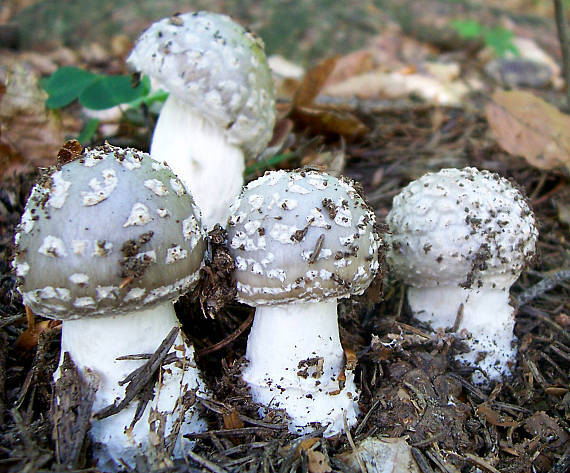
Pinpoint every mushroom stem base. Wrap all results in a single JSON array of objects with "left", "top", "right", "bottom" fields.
[
  {"left": 150, "top": 94, "right": 245, "bottom": 229},
  {"left": 408, "top": 285, "right": 516, "bottom": 385},
  {"left": 56, "top": 302, "right": 207, "bottom": 471},
  {"left": 242, "top": 301, "right": 359, "bottom": 436}
]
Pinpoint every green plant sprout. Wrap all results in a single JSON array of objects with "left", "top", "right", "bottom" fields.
[
  {"left": 451, "top": 19, "right": 519, "bottom": 57},
  {"left": 41, "top": 66, "right": 167, "bottom": 143}
]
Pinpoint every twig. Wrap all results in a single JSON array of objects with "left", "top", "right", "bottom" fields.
[
  {"left": 411, "top": 447, "right": 436, "bottom": 473},
  {"left": 464, "top": 453, "right": 501, "bottom": 473},
  {"left": 196, "top": 311, "right": 254, "bottom": 357},
  {"left": 516, "top": 269, "right": 570, "bottom": 306},
  {"left": 520, "top": 306, "right": 570, "bottom": 343},
  {"left": 186, "top": 450, "right": 229, "bottom": 473},
  {"left": 94, "top": 327, "right": 179, "bottom": 420},
  {"left": 353, "top": 399, "right": 381, "bottom": 436},
  {"left": 554, "top": 0, "right": 570, "bottom": 109}
]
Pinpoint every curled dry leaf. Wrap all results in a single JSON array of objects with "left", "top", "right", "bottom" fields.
[
  {"left": 485, "top": 90, "right": 570, "bottom": 171},
  {"left": 307, "top": 451, "right": 331, "bottom": 473},
  {"left": 289, "top": 56, "right": 369, "bottom": 138}
]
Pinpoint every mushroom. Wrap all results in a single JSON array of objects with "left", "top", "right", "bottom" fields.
[
  {"left": 226, "top": 169, "right": 383, "bottom": 435},
  {"left": 127, "top": 11, "right": 276, "bottom": 229},
  {"left": 12, "top": 145, "right": 208, "bottom": 470},
  {"left": 386, "top": 167, "right": 538, "bottom": 385}
]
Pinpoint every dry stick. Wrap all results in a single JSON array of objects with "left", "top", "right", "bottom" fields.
[
  {"left": 554, "top": 0, "right": 570, "bottom": 109},
  {"left": 516, "top": 269, "right": 570, "bottom": 306},
  {"left": 196, "top": 310, "right": 254, "bottom": 357},
  {"left": 94, "top": 327, "right": 179, "bottom": 420},
  {"left": 186, "top": 450, "right": 229, "bottom": 473}
]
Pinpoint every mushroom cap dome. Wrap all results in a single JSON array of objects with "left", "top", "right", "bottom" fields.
[
  {"left": 13, "top": 145, "right": 205, "bottom": 319},
  {"left": 227, "top": 169, "right": 382, "bottom": 305},
  {"left": 386, "top": 167, "right": 538, "bottom": 289},
  {"left": 127, "top": 11, "right": 276, "bottom": 158}
]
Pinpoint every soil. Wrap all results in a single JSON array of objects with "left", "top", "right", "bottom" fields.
[{"left": 0, "top": 2, "right": 569, "bottom": 473}]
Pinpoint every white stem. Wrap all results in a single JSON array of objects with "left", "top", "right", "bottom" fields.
[
  {"left": 408, "top": 285, "right": 516, "bottom": 385},
  {"left": 242, "top": 301, "right": 359, "bottom": 436},
  {"left": 57, "top": 302, "right": 207, "bottom": 471},
  {"left": 150, "top": 95, "right": 245, "bottom": 229}
]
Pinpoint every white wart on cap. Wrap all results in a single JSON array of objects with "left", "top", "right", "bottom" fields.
[
  {"left": 387, "top": 167, "right": 538, "bottom": 385},
  {"left": 127, "top": 12, "right": 276, "bottom": 228},
  {"left": 227, "top": 169, "right": 382, "bottom": 436},
  {"left": 13, "top": 144, "right": 207, "bottom": 470}
]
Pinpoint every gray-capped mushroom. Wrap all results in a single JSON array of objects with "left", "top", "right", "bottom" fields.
[
  {"left": 127, "top": 11, "right": 276, "bottom": 228},
  {"left": 12, "top": 145, "right": 208, "bottom": 470},
  {"left": 386, "top": 167, "right": 538, "bottom": 385},
  {"left": 227, "top": 169, "right": 382, "bottom": 436}
]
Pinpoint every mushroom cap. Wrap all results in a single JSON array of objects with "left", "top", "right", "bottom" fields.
[
  {"left": 12, "top": 145, "right": 205, "bottom": 320},
  {"left": 227, "top": 170, "right": 382, "bottom": 305},
  {"left": 386, "top": 167, "right": 538, "bottom": 290},
  {"left": 127, "top": 11, "right": 276, "bottom": 158}
]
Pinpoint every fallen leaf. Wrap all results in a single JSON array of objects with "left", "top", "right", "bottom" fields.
[
  {"left": 15, "top": 319, "right": 61, "bottom": 352},
  {"left": 485, "top": 90, "right": 570, "bottom": 171},
  {"left": 476, "top": 404, "right": 519, "bottom": 427},
  {"left": 293, "top": 105, "right": 369, "bottom": 138},
  {"left": 0, "top": 61, "right": 64, "bottom": 173},
  {"left": 293, "top": 56, "right": 339, "bottom": 108},
  {"left": 337, "top": 437, "right": 420, "bottom": 473},
  {"left": 524, "top": 411, "right": 570, "bottom": 449},
  {"left": 325, "top": 50, "right": 375, "bottom": 86},
  {"left": 307, "top": 451, "right": 331, "bottom": 473},
  {"left": 323, "top": 70, "right": 469, "bottom": 106}
]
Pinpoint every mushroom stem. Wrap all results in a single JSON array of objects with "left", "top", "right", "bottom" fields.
[
  {"left": 242, "top": 300, "right": 359, "bottom": 436},
  {"left": 408, "top": 285, "right": 516, "bottom": 384},
  {"left": 57, "top": 302, "right": 206, "bottom": 470},
  {"left": 150, "top": 94, "right": 245, "bottom": 229}
]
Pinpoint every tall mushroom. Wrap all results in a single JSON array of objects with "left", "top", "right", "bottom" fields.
[
  {"left": 12, "top": 145, "right": 208, "bottom": 470},
  {"left": 127, "top": 11, "right": 276, "bottom": 229},
  {"left": 386, "top": 167, "right": 538, "bottom": 385},
  {"left": 226, "top": 170, "right": 383, "bottom": 436}
]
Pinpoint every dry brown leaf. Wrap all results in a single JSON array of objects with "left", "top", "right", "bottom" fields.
[
  {"left": 476, "top": 404, "right": 519, "bottom": 427},
  {"left": 222, "top": 406, "right": 244, "bottom": 430},
  {"left": 325, "top": 50, "right": 375, "bottom": 86},
  {"left": 307, "top": 451, "right": 331, "bottom": 473},
  {"left": 293, "top": 56, "right": 339, "bottom": 108},
  {"left": 323, "top": 70, "right": 468, "bottom": 106},
  {"left": 0, "top": 61, "right": 64, "bottom": 174},
  {"left": 293, "top": 105, "right": 369, "bottom": 138},
  {"left": 485, "top": 90, "right": 570, "bottom": 171}
]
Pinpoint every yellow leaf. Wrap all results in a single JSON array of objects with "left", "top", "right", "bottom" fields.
[{"left": 485, "top": 90, "right": 570, "bottom": 171}]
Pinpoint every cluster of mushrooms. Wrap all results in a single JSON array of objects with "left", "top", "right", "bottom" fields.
[{"left": 11, "top": 11, "right": 539, "bottom": 472}]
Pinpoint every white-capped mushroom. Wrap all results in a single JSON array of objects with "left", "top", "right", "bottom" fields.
[
  {"left": 386, "top": 167, "right": 538, "bottom": 385},
  {"left": 12, "top": 145, "right": 208, "bottom": 470},
  {"left": 127, "top": 11, "right": 276, "bottom": 229},
  {"left": 227, "top": 169, "right": 383, "bottom": 436}
]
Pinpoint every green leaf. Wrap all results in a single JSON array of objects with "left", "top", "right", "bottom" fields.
[
  {"left": 451, "top": 19, "right": 483, "bottom": 39},
  {"left": 77, "top": 118, "right": 100, "bottom": 144},
  {"left": 483, "top": 28, "right": 519, "bottom": 57},
  {"left": 43, "top": 67, "right": 99, "bottom": 109},
  {"left": 79, "top": 75, "right": 149, "bottom": 110}
]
